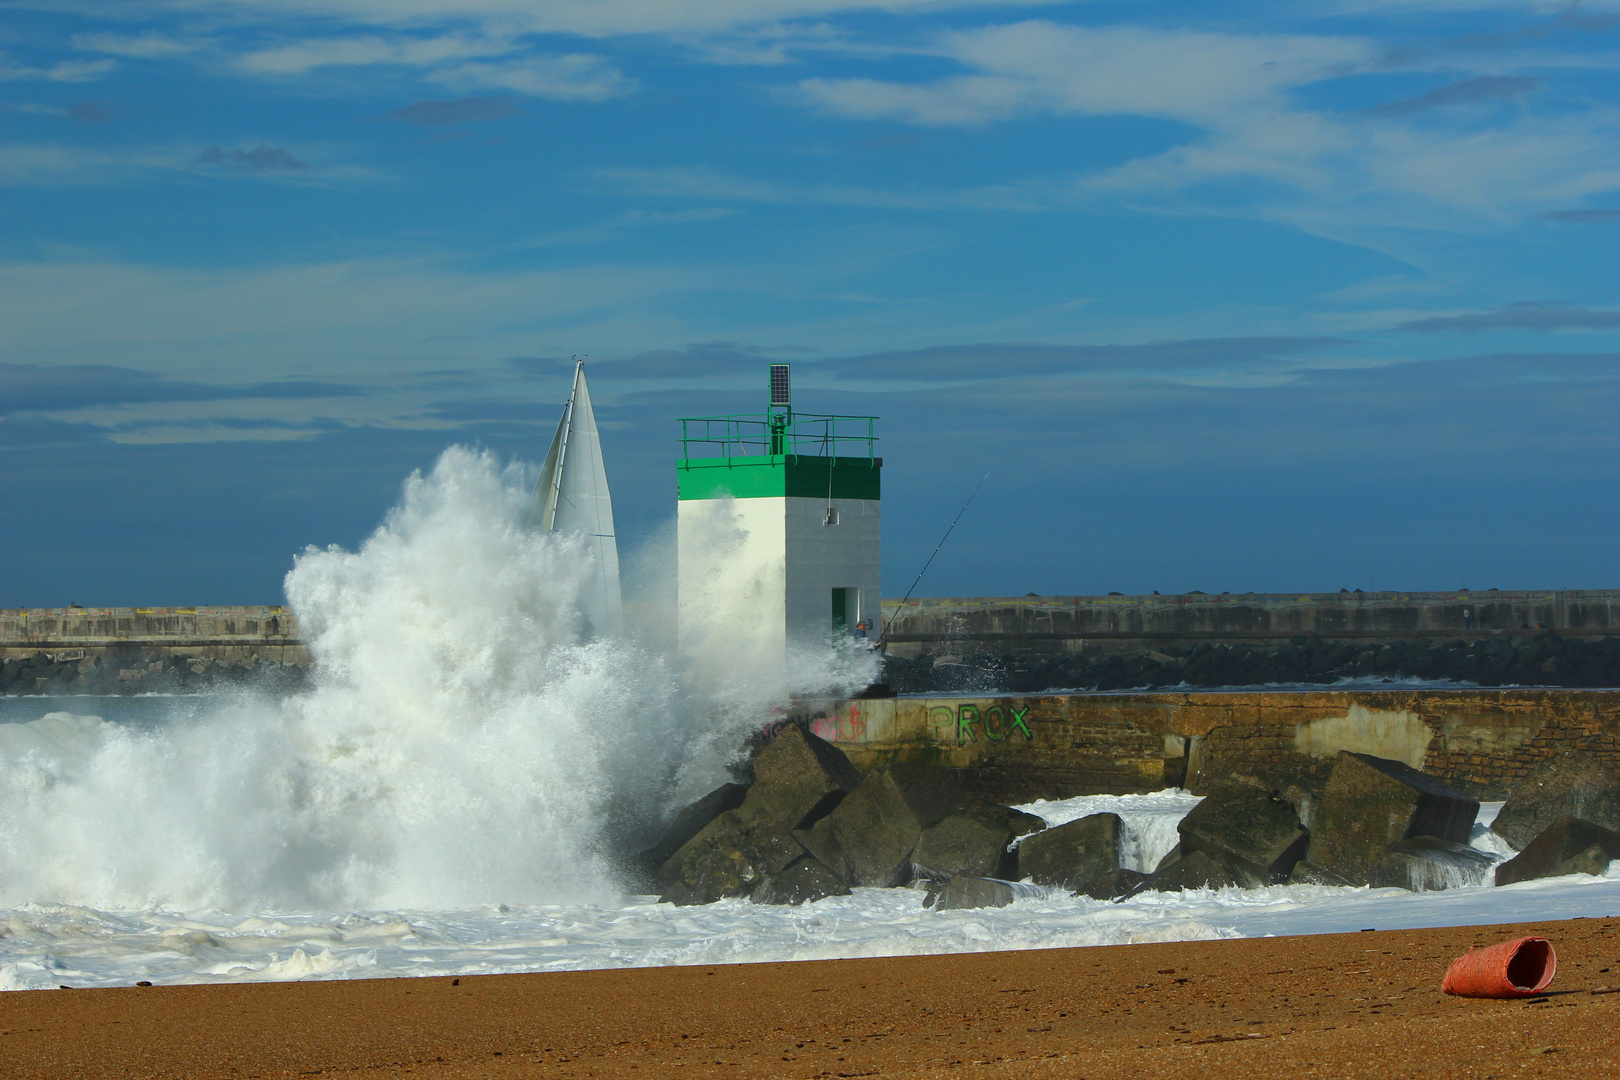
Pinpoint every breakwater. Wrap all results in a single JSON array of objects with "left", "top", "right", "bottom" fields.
[
  {"left": 881, "top": 590, "right": 1619, "bottom": 652},
  {"left": 0, "top": 606, "right": 307, "bottom": 694},
  {"left": 6, "top": 591, "right": 1620, "bottom": 694},
  {"left": 789, "top": 687, "right": 1620, "bottom": 803},
  {"left": 879, "top": 590, "right": 1620, "bottom": 691}
]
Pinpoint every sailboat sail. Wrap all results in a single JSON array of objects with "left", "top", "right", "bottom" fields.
[{"left": 529, "top": 361, "right": 623, "bottom": 637}]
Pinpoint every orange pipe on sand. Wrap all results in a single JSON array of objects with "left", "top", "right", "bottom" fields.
[{"left": 1440, "top": 937, "right": 1557, "bottom": 998}]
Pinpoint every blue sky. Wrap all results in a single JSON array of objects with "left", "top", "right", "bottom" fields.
[{"left": 2, "top": 0, "right": 1617, "bottom": 605}]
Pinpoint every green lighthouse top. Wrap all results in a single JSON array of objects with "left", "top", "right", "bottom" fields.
[{"left": 676, "top": 365, "right": 880, "bottom": 501}]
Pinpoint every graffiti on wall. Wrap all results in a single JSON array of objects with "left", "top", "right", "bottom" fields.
[
  {"left": 759, "top": 709, "right": 868, "bottom": 743},
  {"left": 809, "top": 708, "right": 866, "bottom": 743},
  {"left": 931, "top": 703, "right": 1033, "bottom": 745},
  {"left": 764, "top": 701, "right": 1035, "bottom": 747}
]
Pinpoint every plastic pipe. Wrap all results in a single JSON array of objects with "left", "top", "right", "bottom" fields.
[{"left": 1440, "top": 936, "right": 1557, "bottom": 998}]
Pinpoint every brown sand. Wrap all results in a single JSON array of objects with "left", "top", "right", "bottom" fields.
[{"left": 3, "top": 917, "right": 1618, "bottom": 1079}]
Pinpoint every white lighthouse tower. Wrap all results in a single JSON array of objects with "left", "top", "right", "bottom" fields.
[{"left": 676, "top": 365, "right": 881, "bottom": 686}]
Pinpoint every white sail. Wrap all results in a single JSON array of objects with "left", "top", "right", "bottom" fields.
[{"left": 529, "top": 361, "right": 623, "bottom": 638}]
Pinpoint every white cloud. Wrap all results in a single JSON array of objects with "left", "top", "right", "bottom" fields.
[
  {"left": 235, "top": 33, "right": 512, "bottom": 75},
  {"left": 0, "top": 56, "right": 117, "bottom": 83},
  {"left": 124, "top": 1, "right": 1073, "bottom": 39},
  {"left": 428, "top": 54, "right": 634, "bottom": 101},
  {"left": 0, "top": 255, "right": 700, "bottom": 382},
  {"left": 797, "top": 22, "right": 1375, "bottom": 127},
  {"left": 784, "top": 19, "right": 1620, "bottom": 227},
  {"left": 1079, "top": 106, "right": 1620, "bottom": 228},
  {"left": 72, "top": 32, "right": 202, "bottom": 59},
  {"left": 592, "top": 165, "right": 1056, "bottom": 212},
  {"left": 231, "top": 31, "right": 634, "bottom": 100},
  {"left": 0, "top": 142, "right": 382, "bottom": 188}
]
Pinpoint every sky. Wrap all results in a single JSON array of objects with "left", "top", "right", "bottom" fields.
[{"left": 2, "top": 0, "right": 1618, "bottom": 606}]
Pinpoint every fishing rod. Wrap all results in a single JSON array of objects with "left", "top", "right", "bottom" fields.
[{"left": 878, "top": 471, "right": 990, "bottom": 653}]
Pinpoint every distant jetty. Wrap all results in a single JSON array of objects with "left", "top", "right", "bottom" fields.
[{"left": 3, "top": 589, "right": 1617, "bottom": 695}]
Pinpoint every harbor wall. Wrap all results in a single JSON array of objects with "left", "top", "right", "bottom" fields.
[
  {"left": 788, "top": 688, "right": 1620, "bottom": 803},
  {"left": 0, "top": 607, "right": 307, "bottom": 694},
  {"left": 5, "top": 592, "right": 1620, "bottom": 694},
  {"left": 880, "top": 589, "right": 1620, "bottom": 656}
]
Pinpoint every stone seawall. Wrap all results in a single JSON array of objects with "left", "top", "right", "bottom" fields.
[
  {"left": 788, "top": 688, "right": 1620, "bottom": 803},
  {"left": 881, "top": 589, "right": 1620, "bottom": 656},
  {"left": 0, "top": 607, "right": 308, "bottom": 694}
]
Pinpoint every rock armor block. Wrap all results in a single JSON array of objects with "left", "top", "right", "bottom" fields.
[
  {"left": 1492, "top": 752, "right": 1620, "bottom": 851},
  {"left": 750, "top": 856, "right": 851, "bottom": 905},
  {"left": 1016, "top": 813, "right": 1122, "bottom": 894},
  {"left": 640, "top": 782, "right": 748, "bottom": 872},
  {"left": 657, "top": 725, "right": 863, "bottom": 905},
  {"left": 1082, "top": 867, "right": 1145, "bottom": 900},
  {"left": 810, "top": 763, "right": 966, "bottom": 888},
  {"left": 1287, "top": 860, "right": 1354, "bottom": 887},
  {"left": 657, "top": 810, "right": 803, "bottom": 905},
  {"left": 925, "top": 875, "right": 1016, "bottom": 910},
  {"left": 751, "top": 723, "right": 863, "bottom": 793},
  {"left": 1309, "top": 751, "right": 1479, "bottom": 887},
  {"left": 1372, "top": 837, "right": 1494, "bottom": 891},
  {"left": 1175, "top": 785, "right": 1308, "bottom": 884},
  {"left": 1132, "top": 850, "right": 1243, "bottom": 893},
  {"left": 1495, "top": 815, "right": 1620, "bottom": 886},
  {"left": 912, "top": 809, "right": 1018, "bottom": 880}
]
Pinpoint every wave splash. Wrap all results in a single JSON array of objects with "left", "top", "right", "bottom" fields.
[{"left": 0, "top": 446, "right": 878, "bottom": 912}]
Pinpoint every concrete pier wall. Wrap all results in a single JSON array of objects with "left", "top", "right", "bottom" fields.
[
  {"left": 0, "top": 607, "right": 308, "bottom": 693},
  {"left": 881, "top": 590, "right": 1620, "bottom": 656},
  {"left": 788, "top": 688, "right": 1620, "bottom": 803}
]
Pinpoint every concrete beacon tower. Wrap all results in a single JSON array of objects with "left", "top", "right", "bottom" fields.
[{"left": 676, "top": 365, "right": 880, "bottom": 679}]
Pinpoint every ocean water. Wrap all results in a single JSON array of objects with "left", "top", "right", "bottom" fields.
[{"left": 4, "top": 446, "right": 1616, "bottom": 991}]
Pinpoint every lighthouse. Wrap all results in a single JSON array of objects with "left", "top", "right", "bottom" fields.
[{"left": 676, "top": 365, "right": 881, "bottom": 684}]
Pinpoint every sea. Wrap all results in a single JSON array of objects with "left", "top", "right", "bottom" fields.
[{"left": 4, "top": 447, "right": 1617, "bottom": 991}]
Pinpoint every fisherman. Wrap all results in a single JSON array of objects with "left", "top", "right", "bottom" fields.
[{"left": 854, "top": 620, "right": 869, "bottom": 644}]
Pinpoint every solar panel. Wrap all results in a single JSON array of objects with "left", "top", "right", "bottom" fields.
[{"left": 769, "top": 364, "right": 791, "bottom": 408}]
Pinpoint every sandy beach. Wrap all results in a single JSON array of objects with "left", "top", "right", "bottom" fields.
[{"left": 3, "top": 916, "right": 1616, "bottom": 1079}]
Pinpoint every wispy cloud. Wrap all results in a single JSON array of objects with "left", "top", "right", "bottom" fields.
[
  {"left": 2, "top": 101, "right": 112, "bottom": 123},
  {"left": 235, "top": 34, "right": 511, "bottom": 76},
  {"left": 1362, "top": 74, "right": 1539, "bottom": 116},
  {"left": 0, "top": 142, "right": 377, "bottom": 187},
  {"left": 426, "top": 54, "right": 634, "bottom": 101},
  {"left": 71, "top": 32, "right": 201, "bottom": 60},
  {"left": 1397, "top": 302, "right": 1620, "bottom": 333},
  {"left": 0, "top": 362, "right": 366, "bottom": 416},
  {"left": 380, "top": 96, "right": 521, "bottom": 125},
  {"left": 808, "top": 338, "right": 1358, "bottom": 386},
  {"left": 93, "top": 1, "right": 1075, "bottom": 40},
  {"left": 1541, "top": 208, "right": 1620, "bottom": 222},
  {"left": 593, "top": 165, "right": 1055, "bottom": 212},
  {"left": 796, "top": 22, "right": 1374, "bottom": 127},
  {"left": 785, "top": 19, "right": 1620, "bottom": 228},
  {"left": 197, "top": 144, "right": 307, "bottom": 172},
  {"left": 0, "top": 56, "right": 116, "bottom": 83},
  {"left": 231, "top": 31, "right": 636, "bottom": 101}
]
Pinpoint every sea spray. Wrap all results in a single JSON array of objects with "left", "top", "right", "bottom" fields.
[{"left": 0, "top": 447, "right": 875, "bottom": 913}]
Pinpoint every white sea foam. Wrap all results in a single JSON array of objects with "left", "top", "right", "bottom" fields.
[
  {"left": 1017, "top": 790, "right": 1203, "bottom": 871},
  {"left": 0, "top": 787, "right": 1615, "bottom": 990},
  {"left": 2, "top": 848, "right": 1615, "bottom": 990}
]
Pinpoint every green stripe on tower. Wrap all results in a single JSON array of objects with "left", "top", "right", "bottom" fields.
[{"left": 677, "top": 455, "right": 881, "bottom": 501}]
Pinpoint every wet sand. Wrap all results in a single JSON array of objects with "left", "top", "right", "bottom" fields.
[{"left": 3, "top": 917, "right": 1618, "bottom": 1079}]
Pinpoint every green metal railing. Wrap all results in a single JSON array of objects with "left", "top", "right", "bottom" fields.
[{"left": 678, "top": 412, "right": 878, "bottom": 462}]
